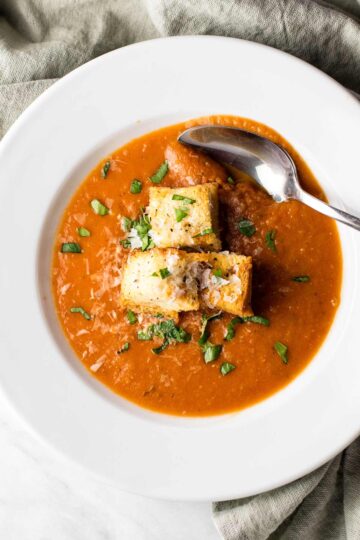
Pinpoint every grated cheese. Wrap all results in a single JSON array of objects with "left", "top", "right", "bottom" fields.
[
  {"left": 60, "top": 283, "right": 71, "bottom": 295},
  {"left": 128, "top": 227, "right": 143, "bottom": 249},
  {"left": 90, "top": 355, "right": 106, "bottom": 372},
  {"left": 76, "top": 329, "right": 89, "bottom": 336}
]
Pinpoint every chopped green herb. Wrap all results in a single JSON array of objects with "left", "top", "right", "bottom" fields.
[
  {"left": 225, "top": 315, "right": 269, "bottom": 340},
  {"left": 292, "top": 275, "right": 310, "bottom": 283},
  {"left": 155, "top": 313, "right": 164, "bottom": 318},
  {"left": 220, "top": 362, "right": 236, "bottom": 376},
  {"left": 151, "top": 272, "right": 159, "bottom": 277},
  {"left": 227, "top": 176, "right": 235, "bottom": 185},
  {"left": 153, "top": 320, "right": 191, "bottom": 343},
  {"left": 101, "top": 160, "right": 111, "bottom": 178},
  {"left": 138, "top": 319, "right": 191, "bottom": 354},
  {"left": 61, "top": 242, "right": 82, "bottom": 253},
  {"left": 120, "top": 238, "right": 131, "bottom": 248},
  {"left": 198, "top": 312, "right": 222, "bottom": 346},
  {"left": 117, "top": 342, "right": 130, "bottom": 354},
  {"left": 70, "top": 306, "right": 91, "bottom": 320},
  {"left": 122, "top": 211, "right": 153, "bottom": 251},
  {"left": 202, "top": 342, "right": 223, "bottom": 364},
  {"left": 152, "top": 340, "right": 169, "bottom": 355},
  {"left": 145, "top": 239, "right": 154, "bottom": 251},
  {"left": 224, "top": 325, "right": 235, "bottom": 341},
  {"left": 193, "top": 228, "right": 214, "bottom": 238},
  {"left": 243, "top": 315, "right": 270, "bottom": 326},
  {"left": 225, "top": 317, "right": 244, "bottom": 341},
  {"left": 238, "top": 218, "right": 256, "bottom": 237},
  {"left": 121, "top": 217, "right": 132, "bottom": 232},
  {"left": 145, "top": 320, "right": 189, "bottom": 341},
  {"left": 76, "top": 227, "right": 91, "bottom": 238},
  {"left": 265, "top": 230, "right": 276, "bottom": 252},
  {"left": 135, "top": 212, "right": 153, "bottom": 251},
  {"left": 213, "top": 268, "right": 223, "bottom": 278},
  {"left": 133, "top": 212, "right": 150, "bottom": 236},
  {"left": 90, "top": 199, "right": 109, "bottom": 216},
  {"left": 137, "top": 330, "right": 153, "bottom": 341},
  {"left": 141, "top": 235, "right": 150, "bottom": 251},
  {"left": 150, "top": 160, "right": 169, "bottom": 183},
  {"left": 159, "top": 267, "right": 171, "bottom": 279},
  {"left": 172, "top": 194, "right": 196, "bottom": 204},
  {"left": 175, "top": 208, "right": 188, "bottom": 222},
  {"left": 199, "top": 316, "right": 210, "bottom": 346},
  {"left": 127, "top": 310, "right": 137, "bottom": 325},
  {"left": 137, "top": 222, "right": 151, "bottom": 239},
  {"left": 145, "top": 240, "right": 155, "bottom": 251},
  {"left": 130, "top": 179, "right": 142, "bottom": 194},
  {"left": 274, "top": 341, "right": 288, "bottom": 364}
]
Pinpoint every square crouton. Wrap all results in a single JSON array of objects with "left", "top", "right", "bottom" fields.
[
  {"left": 120, "top": 248, "right": 199, "bottom": 319},
  {"left": 189, "top": 252, "right": 253, "bottom": 317},
  {"left": 147, "top": 183, "right": 221, "bottom": 250}
]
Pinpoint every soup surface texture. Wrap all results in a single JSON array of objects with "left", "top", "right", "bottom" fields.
[{"left": 52, "top": 116, "right": 342, "bottom": 416}]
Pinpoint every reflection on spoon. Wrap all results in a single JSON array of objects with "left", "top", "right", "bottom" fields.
[{"left": 179, "top": 126, "right": 360, "bottom": 231}]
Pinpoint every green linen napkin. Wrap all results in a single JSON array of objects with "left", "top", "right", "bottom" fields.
[{"left": 1, "top": 1, "right": 359, "bottom": 538}]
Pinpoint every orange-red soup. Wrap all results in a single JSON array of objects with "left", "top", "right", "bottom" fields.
[{"left": 52, "top": 116, "right": 342, "bottom": 416}]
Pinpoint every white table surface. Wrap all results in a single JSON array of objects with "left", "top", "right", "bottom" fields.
[{"left": 0, "top": 391, "right": 220, "bottom": 540}]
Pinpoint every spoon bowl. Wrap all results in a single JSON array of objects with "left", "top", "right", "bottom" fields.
[{"left": 179, "top": 126, "right": 360, "bottom": 231}]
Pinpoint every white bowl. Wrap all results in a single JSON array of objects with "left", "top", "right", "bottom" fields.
[{"left": 0, "top": 36, "right": 359, "bottom": 501}]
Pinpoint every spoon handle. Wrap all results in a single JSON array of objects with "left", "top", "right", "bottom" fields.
[{"left": 298, "top": 189, "right": 360, "bottom": 231}]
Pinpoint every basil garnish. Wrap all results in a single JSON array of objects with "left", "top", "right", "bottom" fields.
[
  {"left": 292, "top": 275, "right": 310, "bottom": 283},
  {"left": 172, "top": 194, "right": 196, "bottom": 204},
  {"left": 193, "top": 228, "right": 214, "bottom": 238},
  {"left": 220, "top": 362, "right": 236, "bottom": 376},
  {"left": 77, "top": 227, "right": 91, "bottom": 237},
  {"left": 225, "top": 315, "right": 269, "bottom": 340},
  {"left": 150, "top": 160, "right": 169, "bottom": 183},
  {"left": 138, "top": 319, "right": 191, "bottom": 354},
  {"left": 244, "top": 315, "right": 269, "bottom": 326},
  {"left": 225, "top": 317, "right": 244, "bottom": 341},
  {"left": 127, "top": 310, "right": 137, "bottom": 325},
  {"left": 159, "top": 268, "right": 171, "bottom": 279},
  {"left": 121, "top": 217, "right": 132, "bottom": 232},
  {"left": 70, "top": 306, "right": 91, "bottom": 320},
  {"left": 90, "top": 199, "right": 109, "bottom": 216},
  {"left": 274, "top": 341, "right": 288, "bottom": 364},
  {"left": 202, "top": 342, "right": 222, "bottom": 364},
  {"left": 238, "top": 218, "right": 256, "bottom": 237},
  {"left": 117, "top": 342, "right": 130, "bottom": 354},
  {"left": 198, "top": 312, "right": 222, "bottom": 346},
  {"left": 175, "top": 208, "right": 188, "bottom": 222},
  {"left": 101, "top": 160, "right": 111, "bottom": 178},
  {"left": 130, "top": 179, "right": 142, "bottom": 194},
  {"left": 61, "top": 242, "right": 82, "bottom": 253},
  {"left": 152, "top": 340, "right": 169, "bottom": 355},
  {"left": 265, "top": 230, "right": 276, "bottom": 252}
]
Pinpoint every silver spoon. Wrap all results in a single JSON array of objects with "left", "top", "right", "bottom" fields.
[{"left": 178, "top": 126, "right": 360, "bottom": 231}]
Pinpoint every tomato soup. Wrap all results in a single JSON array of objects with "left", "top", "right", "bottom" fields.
[{"left": 52, "top": 116, "right": 342, "bottom": 416}]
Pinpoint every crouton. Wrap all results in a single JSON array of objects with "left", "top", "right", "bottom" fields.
[
  {"left": 120, "top": 246, "right": 252, "bottom": 319},
  {"left": 148, "top": 183, "right": 221, "bottom": 250},
  {"left": 189, "top": 252, "right": 253, "bottom": 317},
  {"left": 120, "top": 248, "right": 199, "bottom": 319}
]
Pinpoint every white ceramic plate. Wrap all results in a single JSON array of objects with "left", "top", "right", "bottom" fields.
[{"left": 0, "top": 36, "right": 360, "bottom": 501}]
